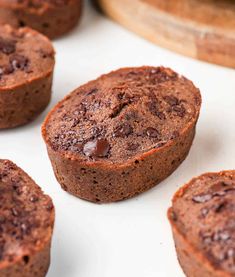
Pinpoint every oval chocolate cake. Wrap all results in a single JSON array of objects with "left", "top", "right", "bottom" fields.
[
  {"left": 0, "top": 25, "right": 55, "bottom": 129},
  {"left": 42, "top": 66, "right": 201, "bottom": 203},
  {"left": 168, "top": 170, "right": 235, "bottom": 277},
  {"left": 0, "top": 159, "right": 54, "bottom": 277},
  {"left": 0, "top": 0, "right": 82, "bottom": 39}
]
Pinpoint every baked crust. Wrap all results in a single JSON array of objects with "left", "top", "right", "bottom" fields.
[
  {"left": 0, "top": 159, "right": 55, "bottom": 277},
  {"left": 0, "top": 25, "right": 55, "bottom": 129},
  {"left": 168, "top": 171, "right": 235, "bottom": 277},
  {"left": 0, "top": 0, "right": 82, "bottom": 39}
]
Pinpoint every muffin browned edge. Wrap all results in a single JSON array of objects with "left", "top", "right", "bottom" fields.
[
  {"left": 0, "top": 159, "right": 55, "bottom": 275},
  {"left": 168, "top": 171, "right": 235, "bottom": 277}
]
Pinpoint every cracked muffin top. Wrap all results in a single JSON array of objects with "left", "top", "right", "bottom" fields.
[
  {"left": 0, "top": 159, "right": 54, "bottom": 267},
  {"left": 169, "top": 171, "right": 235, "bottom": 275},
  {"left": 43, "top": 66, "right": 201, "bottom": 163},
  {"left": 0, "top": 25, "right": 54, "bottom": 88}
]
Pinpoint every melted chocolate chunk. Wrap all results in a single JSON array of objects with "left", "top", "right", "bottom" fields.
[
  {"left": 146, "top": 92, "right": 166, "bottom": 120},
  {"left": 83, "top": 138, "right": 110, "bottom": 158},
  {"left": 10, "top": 54, "right": 29, "bottom": 71},
  {"left": 30, "top": 195, "right": 39, "bottom": 203},
  {"left": 164, "top": 95, "right": 180, "bottom": 106},
  {"left": 214, "top": 201, "right": 227, "bottom": 213},
  {"left": 145, "top": 127, "right": 160, "bottom": 138},
  {"left": 0, "top": 37, "right": 16, "bottom": 55},
  {"left": 172, "top": 105, "right": 186, "bottom": 117}
]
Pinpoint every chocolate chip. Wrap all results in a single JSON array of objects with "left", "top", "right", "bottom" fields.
[
  {"left": 83, "top": 138, "right": 110, "bottom": 158},
  {"left": 113, "top": 123, "right": 133, "bottom": 138},
  {"left": 172, "top": 105, "right": 186, "bottom": 117},
  {"left": 145, "top": 127, "right": 160, "bottom": 138},
  {"left": 117, "top": 92, "right": 125, "bottom": 100},
  {"left": 146, "top": 101, "right": 157, "bottom": 115},
  {"left": 146, "top": 100, "right": 166, "bottom": 120},
  {"left": 164, "top": 95, "right": 180, "bottom": 106},
  {"left": 214, "top": 202, "right": 226, "bottom": 213},
  {"left": 0, "top": 37, "right": 16, "bottom": 54},
  {"left": 156, "top": 111, "right": 166, "bottom": 120},
  {"left": 30, "top": 195, "right": 39, "bottom": 203},
  {"left": 10, "top": 54, "right": 29, "bottom": 71},
  {"left": 192, "top": 194, "right": 212, "bottom": 203},
  {"left": 71, "top": 118, "right": 79, "bottom": 128}
]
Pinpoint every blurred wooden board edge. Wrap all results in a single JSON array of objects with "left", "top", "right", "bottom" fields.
[{"left": 95, "top": 0, "right": 235, "bottom": 69}]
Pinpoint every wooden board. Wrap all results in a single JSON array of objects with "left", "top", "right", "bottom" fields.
[{"left": 96, "top": 0, "right": 235, "bottom": 68}]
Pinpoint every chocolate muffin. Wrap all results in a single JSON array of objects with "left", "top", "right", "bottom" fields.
[
  {"left": 0, "top": 0, "right": 82, "bottom": 39},
  {"left": 42, "top": 66, "right": 201, "bottom": 203},
  {"left": 0, "top": 159, "right": 55, "bottom": 277},
  {"left": 0, "top": 25, "right": 55, "bottom": 129},
  {"left": 168, "top": 171, "right": 235, "bottom": 277}
]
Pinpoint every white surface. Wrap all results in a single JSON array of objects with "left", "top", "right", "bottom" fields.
[{"left": 1, "top": 2, "right": 235, "bottom": 277}]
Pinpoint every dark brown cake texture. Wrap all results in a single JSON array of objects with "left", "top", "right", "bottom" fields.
[
  {"left": 168, "top": 171, "right": 235, "bottom": 277},
  {"left": 42, "top": 66, "right": 201, "bottom": 203},
  {"left": 0, "top": 0, "right": 82, "bottom": 39},
  {"left": 0, "top": 25, "right": 55, "bottom": 129},
  {"left": 0, "top": 159, "right": 55, "bottom": 277}
]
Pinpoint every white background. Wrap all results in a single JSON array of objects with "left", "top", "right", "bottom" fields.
[{"left": 1, "top": 1, "right": 235, "bottom": 277}]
